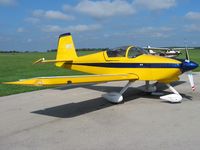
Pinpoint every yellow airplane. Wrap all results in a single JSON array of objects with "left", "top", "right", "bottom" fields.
[{"left": 3, "top": 33, "right": 198, "bottom": 103}]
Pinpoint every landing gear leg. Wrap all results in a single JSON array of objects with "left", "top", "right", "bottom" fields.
[
  {"left": 160, "top": 84, "right": 182, "bottom": 103},
  {"left": 102, "top": 81, "right": 135, "bottom": 103}
]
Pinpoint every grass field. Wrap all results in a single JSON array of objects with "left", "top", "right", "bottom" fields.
[
  {"left": 0, "top": 49, "right": 199, "bottom": 96},
  {"left": 0, "top": 51, "right": 96, "bottom": 96}
]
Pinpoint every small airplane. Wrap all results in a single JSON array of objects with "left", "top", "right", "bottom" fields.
[
  {"left": 2, "top": 33, "right": 198, "bottom": 103},
  {"left": 144, "top": 46, "right": 191, "bottom": 58}
]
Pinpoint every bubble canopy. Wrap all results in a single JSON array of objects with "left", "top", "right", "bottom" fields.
[{"left": 106, "top": 46, "right": 149, "bottom": 58}]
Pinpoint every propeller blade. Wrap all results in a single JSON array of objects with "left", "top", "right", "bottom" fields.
[
  {"left": 185, "top": 47, "right": 190, "bottom": 61},
  {"left": 184, "top": 40, "right": 190, "bottom": 62},
  {"left": 188, "top": 72, "right": 195, "bottom": 91}
]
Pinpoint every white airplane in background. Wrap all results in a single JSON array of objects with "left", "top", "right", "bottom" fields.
[{"left": 144, "top": 46, "right": 193, "bottom": 58}]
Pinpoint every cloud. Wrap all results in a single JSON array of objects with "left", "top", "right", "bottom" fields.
[
  {"left": 64, "top": 0, "right": 135, "bottom": 19},
  {"left": 0, "top": 0, "right": 16, "bottom": 6},
  {"left": 32, "top": 9, "right": 74, "bottom": 20},
  {"left": 138, "top": 26, "right": 173, "bottom": 32},
  {"left": 136, "top": 26, "right": 174, "bottom": 38},
  {"left": 25, "top": 17, "right": 40, "bottom": 24},
  {"left": 133, "top": 0, "right": 176, "bottom": 10},
  {"left": 185, "top": 11, "right": 200, "bottom": 20},
  {"left": 42, "top": 25, "right": 62, "bottom": 32},
  {"left": 42, "top": 24, "right": 101, "bottom": 33},
  {"left": 67, "top": 24, "right": 101, "bottom": 32},
  {"left": 17, "top": 27, "right": 25, "bottom": 33},
  {"left": 184, "top": 24, "right": 200, "bottom": 32},
  {"left": 62, "top": 0, "right": 177, "bottom": 19},
  {"left": 62, "top": 4, "right": 73, "bottom": 12}
]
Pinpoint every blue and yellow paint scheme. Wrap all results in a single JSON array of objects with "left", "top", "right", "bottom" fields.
[{"left": 3, "top": 33, "right": 198, "bottom": 87}]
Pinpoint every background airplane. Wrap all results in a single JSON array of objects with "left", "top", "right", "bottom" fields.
[
  {"left": 144, "top": 46, "right": 193, "bottom": 58},
  {"left": 3, "top": 33, "right": 198, "bottom": 103}
]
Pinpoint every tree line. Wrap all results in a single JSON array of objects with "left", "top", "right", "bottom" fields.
[
  {"left": 0, "top": 48, "right": 108, "bottom": 53},
  {"left": 1, "top": 47, "right": 200, "bottom": 53}
]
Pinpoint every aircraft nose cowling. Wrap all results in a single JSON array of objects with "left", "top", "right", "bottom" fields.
[{"left": 181, "top": 60, "right": 199, "bottom": 72}]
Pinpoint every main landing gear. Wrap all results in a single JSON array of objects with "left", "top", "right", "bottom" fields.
[
  {"left": 102, "top": 80, "right": 135, "bottom": 103},
  {"left": 102, "top": 80, "right": 182, "bottom": 104}
]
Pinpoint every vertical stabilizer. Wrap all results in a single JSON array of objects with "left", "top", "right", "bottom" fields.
[
  {"left": 56, "top": 33, "right": 77, "bottom": 60},
  {"left": 56, "top": 33, "right": 77, "bottom": 67}
]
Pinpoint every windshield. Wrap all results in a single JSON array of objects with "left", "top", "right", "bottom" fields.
[
  {"left": 128, "top": 47, "right": 148, "bottom": 58},
  {"left": 106, "top": 46, "right": 128, "bottom": 57}
]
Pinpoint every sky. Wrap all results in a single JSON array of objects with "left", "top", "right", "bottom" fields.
[{"left": 0, "top": 0, "right": 200, "bottom": 51}]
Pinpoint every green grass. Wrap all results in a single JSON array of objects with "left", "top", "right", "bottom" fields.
[
  {"left": 0, "top": 49, "right": 199, "bottom": 96},
  {"left": 0, "top": 51, "right": 98, "bottom": 96}
]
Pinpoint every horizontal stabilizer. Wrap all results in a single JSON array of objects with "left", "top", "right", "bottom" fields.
[
  {"left": 33, "top": 58, "right": 72, "bottom": 64},
  {"left": 3, "top": 74, "right": 138, "bottom": 86}
]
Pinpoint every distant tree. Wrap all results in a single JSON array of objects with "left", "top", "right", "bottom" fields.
[{"left": 47, "top": 49, "right": 57, "bottom": 52}]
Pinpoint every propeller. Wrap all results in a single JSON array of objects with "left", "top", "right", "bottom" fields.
[{"left": 184, "top": 42, "right": 195, "bottom": 91}]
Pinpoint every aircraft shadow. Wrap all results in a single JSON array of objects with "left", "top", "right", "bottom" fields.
[{"left": 32, "top": 81, "right": 190, "bottom": 118}]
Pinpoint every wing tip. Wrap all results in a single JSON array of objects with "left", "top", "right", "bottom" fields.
[{"left": 1, "top": 81, "right": 20, "bottom": 85}]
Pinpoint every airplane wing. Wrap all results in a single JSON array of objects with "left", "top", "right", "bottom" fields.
[
  {"left": 144, "top": 47, "right": 193, "bottom": 51},
  {"left": 3, "top": 74, "right": 138, "bottom": 86},
  {"left": 144, "top": 47, "right": 171, "bottom": 51},
  {"left": 173, "top": 48, "right": 194, "bottom": 50}
]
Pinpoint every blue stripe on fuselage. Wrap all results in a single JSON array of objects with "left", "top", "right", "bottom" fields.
[{"left": 71, "top": 63, "right": 181, "bottom": 68}]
